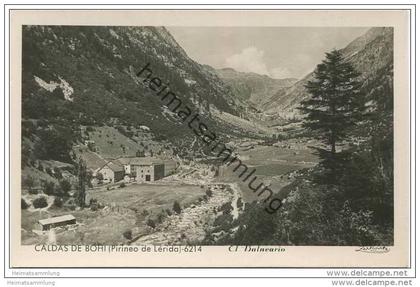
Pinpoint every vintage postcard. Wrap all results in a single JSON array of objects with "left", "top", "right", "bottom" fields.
[{"left": 9, "top": 9, "right": 410, "bottom": 267}]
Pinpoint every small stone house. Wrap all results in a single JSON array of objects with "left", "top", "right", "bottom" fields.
[
  {"left": 135, "top": 163, "right": 164, "bottom": 182},
  {"left": 95, "top": 160, "right": 124, "bottom": 183},
  {"left": 113, "top": 157, "right": 177, "bottom": 182}
]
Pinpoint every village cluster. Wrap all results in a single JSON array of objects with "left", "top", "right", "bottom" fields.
[
  {"left": 33, "top": 148, "right": 178, "bottom": 232},
  {"left": 73, "top": 138, "right": 178, "bottom": 185},
  {"left": 90, "top": 156, "right": 177, "bottom": 185}
]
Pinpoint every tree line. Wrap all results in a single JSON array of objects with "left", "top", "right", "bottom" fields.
[{"left": 211, "top": 49, "right": 393, "bottom": 246}]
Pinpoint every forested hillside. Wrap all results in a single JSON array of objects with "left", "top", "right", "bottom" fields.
[
  {"left": 22, "top": 26, "right": 248, "bottom": 167},
  {"left": 212, "top": 67, "right": 296, "bottom": 110},
  {"left": 263, "top": 27, "right": 393, "bottom": 118},
  {"left": 206, "top": 28, "right": 394, "bottom": 246}
]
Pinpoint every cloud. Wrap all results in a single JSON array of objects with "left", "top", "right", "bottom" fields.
[
  {"left": 225, "top": 46, "right": 291, "bottom": 79},
  {"left": 225, "top": 47, "right": 269, "bottom": 75}
]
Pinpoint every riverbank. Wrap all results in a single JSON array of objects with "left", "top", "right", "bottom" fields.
[{"left": 130, "top": 183, "right": 242, "bottom": 245}]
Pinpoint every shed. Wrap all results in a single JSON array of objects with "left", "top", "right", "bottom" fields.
[{"left": 38, "top": 214, "right": 76, "bottom": 231}]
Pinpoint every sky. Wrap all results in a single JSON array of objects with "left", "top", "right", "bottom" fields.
[{"left": 167, "top": 27, "right": 371, "bottom": 79}]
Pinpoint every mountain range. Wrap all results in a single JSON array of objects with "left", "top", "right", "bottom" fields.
[
  {"left": 210, "top": 67, "right": 297, "bottom": 111},
  {"left": 22, "top": 26, "right": 253, "bottom": 164},
  {"left": 21, "top": 25, "right": 393, "bottom": 165},
  {"left": 261, "top": 27, "right": 393, "bottom": 117}
]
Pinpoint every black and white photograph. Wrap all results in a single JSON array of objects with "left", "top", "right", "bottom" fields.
[
  {"left": 6, "top": 8, "right": 412, "bottom": 271},
  {"left": 20, "top": 25, "right": 394, "bottom": 247}
]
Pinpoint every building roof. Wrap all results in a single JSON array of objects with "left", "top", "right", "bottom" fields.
[
  {"left": 115, "top": 157, "right": 164, "bottom": 166},
  {"left": 98, "top": 160, "right": 124, "bottom": 173},
  {"left": 77, "top": 151, "right": 107, "bottom": 170},
  {"left": 109, "top": 161, "right": 124, "bottom": 172},
  {"left": 39, "top": 214, "right": 76, "bottom": 226},
  {"left": 115, "top": 157, "right": 131, "bottom": 165}
]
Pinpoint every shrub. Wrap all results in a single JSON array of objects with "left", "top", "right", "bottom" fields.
[
  {"left": 96, "top": 172, "right": 104, "bottom": 181},
  {"left": 37, "top": 164, "right": 45, "bottom": 172},
  {"left": 28, "top": 188, "right": 38, "bottom": 195},
  {"left": 205, "top": 188, "right": 213, "bottom": 198},
  {"left": 219, "top": 202, "right": 233, "bottom": 215},
  {"left": 63, "top": 165, "right": 76, "bottom": 175},
  {"left": 22, "top": 176, "right": 35, "bottom": 190},
  {"left": 173, "top": 201, "right": 182, "bottom": 214},
  {"left": 236, "top": 198, "right": 243, "bottom": 209},
  {"left": 45, "top": 167, "right": 53, "bottom": 176},
  {"left": 59, "top": 179, "right": 72, "bottom": 194},
  {"left": 119, "top": 182, "right": 126, "bottom": 188},
  {"left": 89, "top": 198, "right": 99, "bottom": 211},
  {"left": 136, "top": 150, "right": 145, "bottom": 157},
  {"left": 21, "top": 198, "right": 29, "bottom": 209},
  {"left": 43, "top": 182, "right": 55, "bottom": 195},
  {"left": 157, "top": 212, "right": 166, "bottom": 224},
  {"left": 53, "top": 167, "right": 63, "bottom": 179},
  {"left": 214, "top": 213, "right": 234, "bottom": 232},
  {"left": 146, "top": 219, "right": 156, "bottom": 229},
  {"left": 228, "top": 202, "right": 276, "bottom": 245},
  {"left": 87, "top": 142, "right": 95, "bottom": 152},
  {"left": 53, "top": 197, "right": 63, "bottom": 208},
  {"left": 123, "top": 230, "right": 133, "bottom": 240},
  {"left": 33, "top": 197, "right": 48, "bottom": 209}
]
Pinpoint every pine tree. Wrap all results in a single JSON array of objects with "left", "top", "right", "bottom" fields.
[
  {"left": 76, "top": 159, "right": 87, "bottom": 208},
  {"left": 300, "top": 50, "right": 365, "bottom": 180}
]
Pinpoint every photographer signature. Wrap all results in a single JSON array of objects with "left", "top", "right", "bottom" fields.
[{"left": 355, "top": 246, "right": 390, "bottom": 254}]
